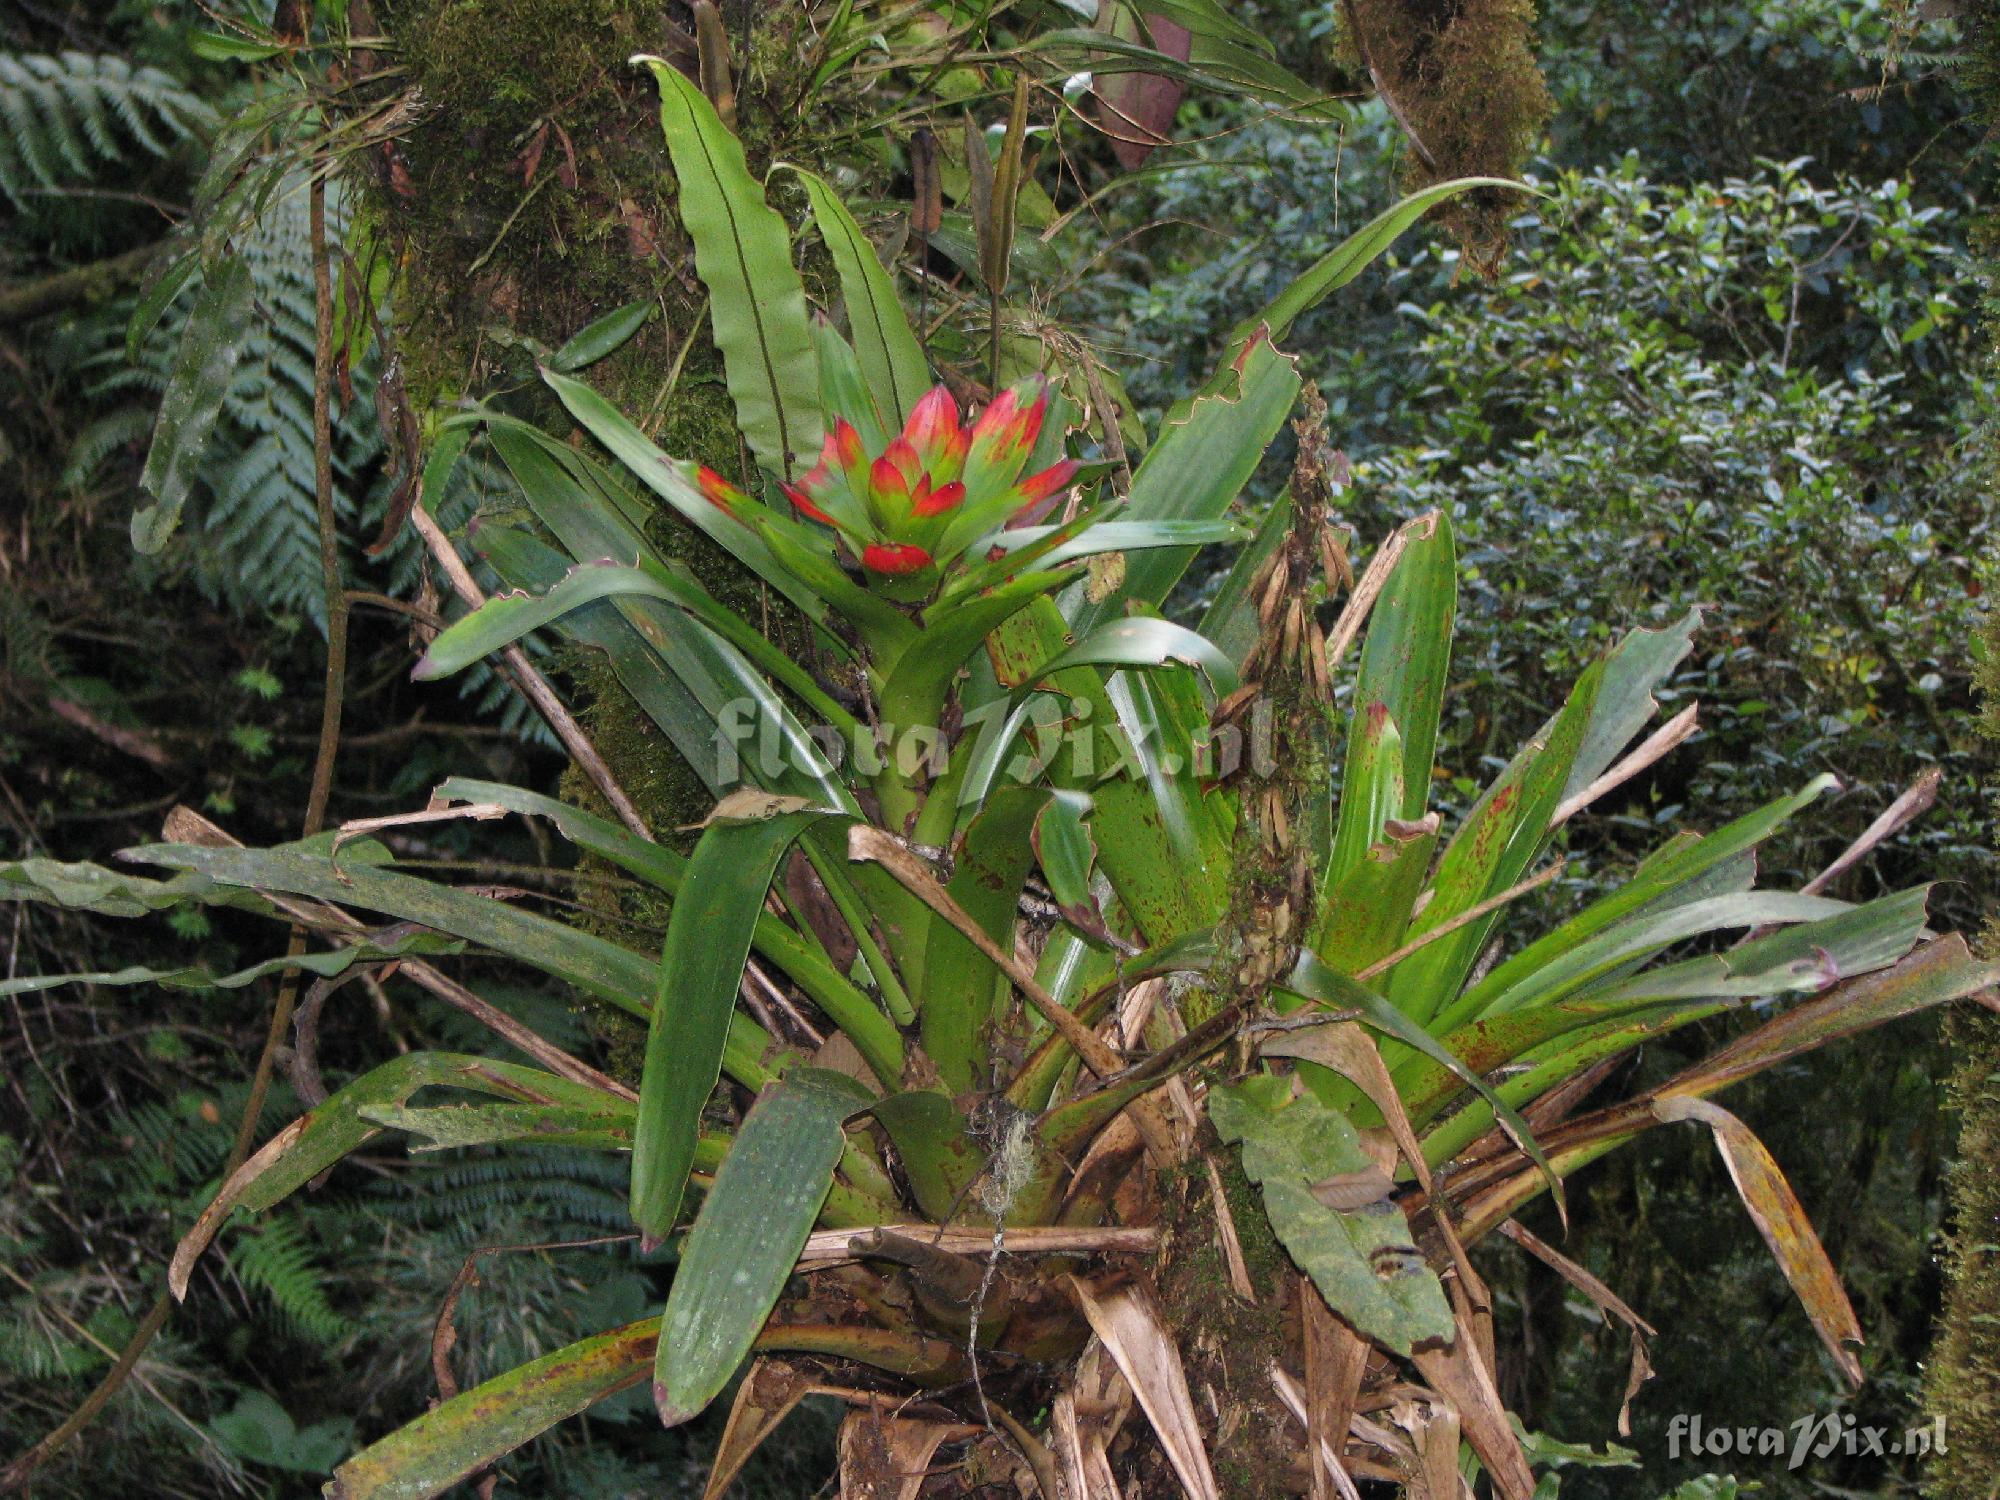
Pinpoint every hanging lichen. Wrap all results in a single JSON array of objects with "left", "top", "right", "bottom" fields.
[{"left": 1336, "top": 0, "right": 1552, "bottom": 271}]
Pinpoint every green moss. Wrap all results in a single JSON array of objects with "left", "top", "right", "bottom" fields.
[
  {"left": 1925, "top": 983, "right": 2000, "bottom": 1500},
  {"left": 369, "top": 0, "right": 853, "bottom": 849},
  {"left": 1337, "top": 0, "right": 1552, "bottom": 268},
  {"left": 1928, "top": 15, "right": 2000, "bottom": 1494},
  {"left": 1155, "top": 1150, "right": 1299, "bottom": 1499}
]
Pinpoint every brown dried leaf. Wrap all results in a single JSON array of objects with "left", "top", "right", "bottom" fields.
[
  {"left": 1409, "top": 1306, "right": 1534, "bottom": 1500},
  {"left": 1203, "top": 1156, "right": 1256, "bottom": 1303},
  {"left": 1302, "top": 1285, "right": 1366, "bottom": 1500},
  {"left": 703, "top": 1360, "right": 809, "bottom": 1500},
  {"left": 1652, "top": 1095, "right": 1864, "bottom": 1386},
  {"left": 1497, "top": 1219, "right": 1655, "bottom": 1435},
  {"left": 516, "top": 121, "right": 547, "bottom": 186},
  {"left": 551, "top": 121, "right": 580, "bottom": 191},
  {"left": 1066, "top": 1276, "right": 1219, "bottom": 1500}
]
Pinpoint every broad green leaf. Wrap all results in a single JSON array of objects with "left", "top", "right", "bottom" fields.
[
  {"left": 1454, "top": 935, "right": 2000, "bottom": 1240},
  {"left": 1561, "top": 609, "right": 1700, "bottom": 800},
  {"left": 1138, "top": 0, "right": 1276, "bottom": 56},
  {"left": 509, "top": 390, "right": 832, "bottom": 630},
  {"left": 1065, "top": 335, "right": 1301, "bottom": 638},
  {"left": 876, "top": 569, "right": 1077, "bottom": 737},
  {"left": 1023, "top": 617, "right": 1239, "bottom": 698},
  {"left": 983, "top": 517, "right": 1248, "bottom": 572},
  {"left": 327, "top": 1317, "right": 660, "bottom": 1500},
  {"left": 0, "top": 856, "right": 265, "bottom": 918},
  {"left": 1409, "top": 888, "right": 1934, "bottom": 1153},
  {"left": 125, "top": 249, "right": 198, "bottom": 361},
  {"left": 1228, "top": 178, "right": 1525, "bottom": 351},
  {"left": 632, "top": 806, "right": 832, "bottom": 1244},
  {"left": 362, "top": 1100, "right": 650, "bottom": 1154},
  {"left": 637, "top": 57, "right": 820, "bottom": 476},
  {"left": 1025, "top": 28, "right": 1341, "bottom": 121},
  {"left": 867, "top": 1089, "right": 987, "bottom": 1221},
  {"left": 983, "top": 600, "right": 1223, "bottom": 945},
  {"left": 550, "top": 298, "right": 654, "bottom": 372},
  {"left": 189, "top": 31, "right": 288, "bottom": 61},
  {"left": 1322, "top": 702, "right": 1406, "bottom": 898},
  {"left": 416, "top": 554, "right": 854, "bottom": 734},
  {"left": 477, "top": 523, "right": 733, "bottom": 792},
  {"left": 210, "top": 1391, "right": 353, "bottom": 1475},
  {"left": 788, "top": 166, "right": 929, "bottom": 425},
  {"left": 1309, "top": 816, "right": 1437, "bottom": 975},
  {"left": 172, "top": 1054, "right": 620, "bottom": 1303},
  {"left": 1211, "top": 1074, "right": 1453, "bottom": 1354},
  {"left": 133, "top": 254, "right": 253, "bottom": 553},
  {"left": 656, "top": 1068, "right": 874, "bottom": 1424},
  {"left": 918, "top": 785, "right": 1055, "bottom": 1091},
  {"left": 809, "top": 315, "right": 890, "bottom": 458},
  {"left": 929, "top": 500, "right": 1119, "bottom": 606},
  {"left": 753, "top": 511, "right": 920, "bottom": 649},
  {"left": 486, "top": 429, "right": 858, "bottom": 812},
  {"left": 1102, "top": 665, "right": 1232, "bottom": 918},
  {"left": 1033, "top": 789, "right": 1103, "bottom": 937}
]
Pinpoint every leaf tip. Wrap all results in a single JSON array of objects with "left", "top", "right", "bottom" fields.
[{"left": 654, "top": 1381, "right": 696, "bottom": 1429}]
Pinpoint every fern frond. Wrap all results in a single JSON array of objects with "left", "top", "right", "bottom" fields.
[
  {"left": 60, "top": 407, "right": 155, "bottom": 489},
  {"left": 228, "top": 1217, "right": 352, "bottom": 1345},
  {"left": 0, "top": 52, "right": 214, "bottom": 209}
]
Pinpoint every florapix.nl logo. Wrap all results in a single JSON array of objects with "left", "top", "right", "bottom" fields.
[{"left": 1666, "top": 1412, "right": 1947, "bottom": 1470}]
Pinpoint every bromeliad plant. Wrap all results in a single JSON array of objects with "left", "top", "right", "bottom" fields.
[{"left": 8, "top": 60, "right": 1996, "bottom": 1500}]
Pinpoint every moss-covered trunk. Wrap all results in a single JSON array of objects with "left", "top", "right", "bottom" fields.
[
  {"left": 1928, "top": 1001, "right": 2000, "bottom": 1499},
  {"left": 369, "top": 0, "right": 839, "bottom": 822},
  {"left": 1926, "top": 13, "right": 2000, "bottom": 1494},
  {"left": 360, "top": 0, "right": 857, "bottom": 1075}
]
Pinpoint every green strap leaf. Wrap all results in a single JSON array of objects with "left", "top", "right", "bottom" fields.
[
  {"left": 1285, "top": 950, "right": 1562, "bottom": 1217},
  {"left": 631, "top": 807, "right": 833, "bottom": 1244},
  {"left": 514, "top": 388, "right": 830, "bottom": 630},
  {"left": 0, "top": 930, "right": 460, "bottom": 999},
  {"left": 1023, "top": 617, "right": 1239, "bottom": 698},
  {"left": 172, "top": 1054, "right": 618, "bottom": 1302},
  {"left": 327, "top": 1317, "right": 661, "bottom": 1500},
  {"left": 123, "top": 839, "right": 775, "bottom": 1087},
  {"left": 416, "top": 554, "right": 855, "bottom": 735},
  {"left": 1065, "top": 335, "right": 1301, "bottom": 638},
  {"left": 1561, "top": 608, "right": 1701, "bottom": 800},
  {"left": 637, "top": 56, "right": 820, "bottom": 476},
  {"left": 1228, "top": 177, "right": 1528, "bottom": 351},
  {"left": 436, "top": 777, "right": 904, "bottom": 1086},
  {"left": 917, "top": 785, "right": 1053, "bottom": 1091},
  {"left": 133, "top": 253, "right": 253, "bottom": 553},
  {"left": 1432, "top": 776, "right": 1839, "bottom": 1037},
  {"left": 787, "top": 165, "right": 929, "bottom": 425},
  {"left": 656, "top": 1067, "right": 874, "bottom": 1424},
  {"left": 1337, "top": 510, "right": 1456, "bottom": 828},
  {"left": 1384, "top": 654, "right": 1603, "bottom": 1026}
]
